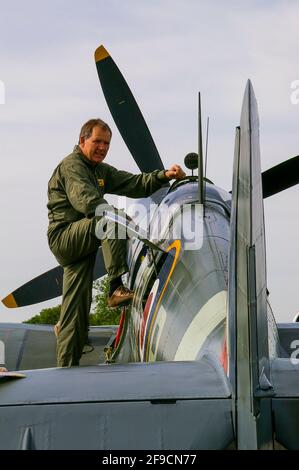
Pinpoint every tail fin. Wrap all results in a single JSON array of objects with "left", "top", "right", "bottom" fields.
[{"left": 228, "top": 80, "right": 274, "bottom": 449}]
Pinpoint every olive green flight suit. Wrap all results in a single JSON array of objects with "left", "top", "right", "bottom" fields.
[{"left": 47, "top": 145, "right": 168, "bottom": 367}]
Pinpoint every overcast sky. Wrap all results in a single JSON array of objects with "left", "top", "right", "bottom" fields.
[{"left": 0, "top": 0, "right": 298, "bottom": 323}]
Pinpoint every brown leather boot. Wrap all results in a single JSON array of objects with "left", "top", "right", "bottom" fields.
[{"left": 107, "top": 286, "right": 134, "bottom": 308}]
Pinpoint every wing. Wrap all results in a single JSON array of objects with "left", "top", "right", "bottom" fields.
[
  {"left": 0, "top": 322, "right": 117, "bottom": 371},
  {"left": 0, "top": 356, "right": 233, "bottom": 450}
]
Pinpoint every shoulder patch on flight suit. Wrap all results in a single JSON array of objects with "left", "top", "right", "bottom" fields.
[{"left": 97, "top": 179, "right": 105, "bottom": 187}]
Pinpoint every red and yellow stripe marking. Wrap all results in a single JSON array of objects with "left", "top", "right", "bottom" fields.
[{"left": 145, "top": 240, "right": 181, "bottom": 360}]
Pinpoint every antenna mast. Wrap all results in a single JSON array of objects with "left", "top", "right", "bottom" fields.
[
  {"left": 203, "top": 116, "right": 210, "bottom": 206},
  {"left": 204, "top": 117, "right": 209, "bottom": 181},
  {"left": 198, "top": 92, "right": 204, "bottom": 204}
]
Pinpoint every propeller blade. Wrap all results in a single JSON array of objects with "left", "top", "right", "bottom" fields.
[
  {"left": 94, "top": 45, "right": 164, "bottom": 173},
  {"left": 2, "top": 248, "right": 106, "bottom": 308},
  {"left": 262, "top": 155, "right": 299, "bottom": 198}
]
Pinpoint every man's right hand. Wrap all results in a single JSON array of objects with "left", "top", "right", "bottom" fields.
[{"left": 165, "top": 164, "right": 186, "bottom": 180}]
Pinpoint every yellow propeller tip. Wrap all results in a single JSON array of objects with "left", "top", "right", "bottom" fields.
[
  {"left": 2, "top": 294, "right": 18, "bottom": 308},
  {"left": 94, "top": 45, "right": 110, "bottom": 62}
]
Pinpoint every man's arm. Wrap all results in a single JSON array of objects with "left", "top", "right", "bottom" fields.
[{"left": 102, "top": 164, "right": 185, "bottom": 198}]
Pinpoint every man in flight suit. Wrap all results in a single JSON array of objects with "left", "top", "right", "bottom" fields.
[{"left": 47, "top": 118, "right": 185, "bottom": 367}]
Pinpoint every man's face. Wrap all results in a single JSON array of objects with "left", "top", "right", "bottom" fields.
[{"left": 80, "top": 126, "right": 111, "bottom": 164}]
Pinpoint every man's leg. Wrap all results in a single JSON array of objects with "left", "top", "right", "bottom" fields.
[
  {"left": 57, "top": 251, "right": 96, "bottom": 367},
  {"left": 50, "top": 218, "right": 99, "bottom": 266},
  {"left": 51, "top": 217, "right": 130, "bottom": 366},
  {"left": 101, "top": 236, "right": 128, "bottom": 281},
  {"left": 50, "top": 217, "right": 129, "bottom": 277},
  {"left": 101, "top": 236, "right": 135, "bottom": 307}
]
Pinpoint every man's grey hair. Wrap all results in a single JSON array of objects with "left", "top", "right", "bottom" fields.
[{"left": 79, "top": 118, "right": 112, "bottom": 143}]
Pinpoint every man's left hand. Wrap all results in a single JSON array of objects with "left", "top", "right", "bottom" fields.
[{"left": 165, "top": 165, "right": 186, "bottom": 180}]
